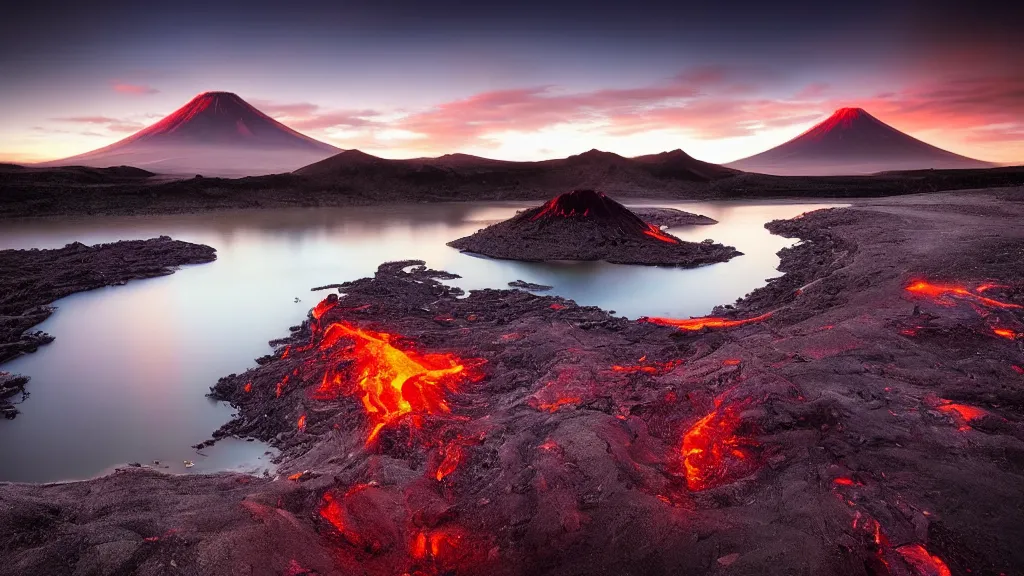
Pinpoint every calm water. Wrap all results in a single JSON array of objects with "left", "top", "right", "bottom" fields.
[{"left": 0, "top": 200, "right": 841, "bottom": 482}]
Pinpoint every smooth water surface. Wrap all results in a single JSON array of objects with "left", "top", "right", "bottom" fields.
[{"left": 0, "top": 200, "right": 842, "bottom": 482}]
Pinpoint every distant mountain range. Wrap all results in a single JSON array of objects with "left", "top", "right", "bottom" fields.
[
  {"left": 726, "top": 108, "right": 993, "bottom": 175},
  {"left": 42, "top": 92, "right": 339, "bottom": 176},
  {"left": 293, "top": 147, "right": 738, "bottom": 195},
  {"left": 39, "top": 93, "right": 996, "bottom": 178}
]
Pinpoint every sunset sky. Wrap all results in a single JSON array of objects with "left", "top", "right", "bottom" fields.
[{"left": 1, "top": 0, "right": 1021, "bottom": 165}]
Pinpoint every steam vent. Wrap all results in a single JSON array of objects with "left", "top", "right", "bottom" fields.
[{"left": 448, "top": 190, "right": 740, "bottom": 266}]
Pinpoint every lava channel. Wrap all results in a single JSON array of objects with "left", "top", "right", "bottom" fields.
[
  {"left": 311, "top": 321, "right": 485, "bottom": 443},
  {"left": 905, "top": 280, "right": 1021, "bottom": 309},
  {"left": 682, "top": 401, "right": 761, "bottom": 491},
  {"left": 643, "top": 312, "right": 772, "bottom": 331}
]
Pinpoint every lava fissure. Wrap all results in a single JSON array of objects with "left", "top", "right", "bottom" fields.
[{"left": 641, "top": 311, "right": 773, "bottom": 331}]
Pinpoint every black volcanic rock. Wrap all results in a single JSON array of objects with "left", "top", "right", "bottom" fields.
[
  {"left": 727, "top": 107, "right": 993, "bottom": 175},
  {"left": 448, "top": 190, "right": 740, "bottom": 266},
  {"left": 632, "top": 207, "right": 717, "bottom": 227},
  {"left": 0, "top": 236, "right": 217, "bottom": 417}
]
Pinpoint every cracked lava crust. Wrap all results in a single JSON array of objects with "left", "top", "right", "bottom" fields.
[{"left": 2, "top": 188, "right": 1024, "bottom": 576}]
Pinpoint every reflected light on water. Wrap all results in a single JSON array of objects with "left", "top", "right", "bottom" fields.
[{"left": 0, "top": 200, "right": 842, "bottom": 481}]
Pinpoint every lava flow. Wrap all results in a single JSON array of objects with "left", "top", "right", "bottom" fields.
[
  {"left": 896, "top": 544, "right": 952, "bottom": 576},
  {"left": 312, "top": 320, "right": 485, "bottom": 443},
  {"left": 643, "top": 312, "right": 772, "bottom": 331},
  {"left": 682, "top": 401, "right": 761, "bottom": 491},
  {"left": 642, "top": 224, "right": 681, "bottom": 244},
  {"left": 936, "top": 400, "right": 988, "bottom": 431},
  {"left": 905, "top": 281, "right": 1021, "bottom": 309},
  {"left": 610, "top": 356, "right": 683, "bottom": 374}
]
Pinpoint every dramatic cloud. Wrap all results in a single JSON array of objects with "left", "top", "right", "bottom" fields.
[
  {"left": 253, "top": 100, "right": 381, "bottom": 131},
  {"left": 389, "top": 68, "right": 751, "bottom": 150},
  {"left": 51, "top": 116, "right": 146, "bottom": 135},
  {"left": 831, "top": 74, "right": 1024, "bottom": 156},
  {"left": 333, "top": 68, "right": 1021, "bottom": 162},
  {"left": 112, "top": 83, "right": 159, "bottom": 95}
]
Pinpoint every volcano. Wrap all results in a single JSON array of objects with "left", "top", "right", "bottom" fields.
[
  {"left": 448, "top": 190, "right": 740, "bottom": 266},
  {"left": 45, "top": 92, "right": 339, "bottom": 176},
  {"left": 727, "top": 108, "right": 994, "bottom": 175}
]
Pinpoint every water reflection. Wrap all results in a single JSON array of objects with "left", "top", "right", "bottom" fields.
[{"left": 0, "top": 200, "right": 842, "bottom": 482}]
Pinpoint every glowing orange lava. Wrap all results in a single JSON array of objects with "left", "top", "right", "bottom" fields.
[
  {"left": 682, "top": 401, "right": 760, "bottom": 491},
  {"left": 936, "top": 401, "right": 987, "bottom": 431},
  {"left": 643, "top": 312, "right": 772, "bottom": 331},
  {"left": 297, "top": 414, "right": 307, "bottom": 431},
  {"left": 976, "top": 283, "right": 1008, "bottom": 293},
  {"left": 435, "top": 443, "right": 463, "bottom": 481},
  {"left": 905, "top": 281, "right": 1021, "bottom": 309},
  {"left": 610, "top": 358, "right": 683, "bottom": 374},
  {"left": 833, "top": 477, "right": 856, "bottom": 486},
  {"left": 992, "top": 327, "right": 1018, "bottom": 340},
  {"left": 312, "top": 297, "right": 338, "bottom": 321},
  {"left": 642, "top": 224, "right": 681, "bottom": 244},
  {"left": 533, "top": 395, "right": 582, "bottom": 412},
  {"left": 318, "top": 492, "right": 365, "bottom": 547},
  {"left": 896, "top": 544, "right": 952, "bottom": 576},
  {"left": 410, "top": 528, "right": 464, "bottom": 563},
  {"left": 313, "top": 322, "right": 484, "bottom": 443},
  {"left": 243, "top": 382, "right": 252, "bottom": 393}
]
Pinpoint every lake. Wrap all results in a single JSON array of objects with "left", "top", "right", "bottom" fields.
[{"left": 0, "top": 200, "right": 842, "bottom": 482}]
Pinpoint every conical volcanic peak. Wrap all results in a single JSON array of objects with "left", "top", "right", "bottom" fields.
[
  {"left": 525, "top": 190, "right": 631, "bottom": 221},
  {"left": 726, "top": 107, "right": 993, "bottom": 175},
  {"left": 449, "top": 190, "right": 741, "bottom": 267},
  {"left": 121, "top": 91, "right": 336, "bottom": 150},
  {"left": 45, "top": 91, "right": 339, "bottom": 176}
]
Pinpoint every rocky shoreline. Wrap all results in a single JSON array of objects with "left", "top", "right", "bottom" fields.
[
  {"left": 632, "top": 206, "right": 717, "bottom": 227},
  {"left": 0, "top": 237, "right": 217, "bottom": 418},
  {"left": 2, "top": 189, "right": 1024, "bottom": 575}
]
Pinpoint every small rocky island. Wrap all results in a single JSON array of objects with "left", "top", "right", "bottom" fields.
[
  {"left": 632, "top": 207, "right": 717, "bottom": 227},
  {"left": 448, "top": 190, "right": 740, "bottom": 266},
  {"left": 0, "top": 236, "right": 217, "bottom": 417}
]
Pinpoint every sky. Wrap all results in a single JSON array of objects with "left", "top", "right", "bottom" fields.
[{"left": 1, "top": 0, "right": 1021, "bottom": 165}]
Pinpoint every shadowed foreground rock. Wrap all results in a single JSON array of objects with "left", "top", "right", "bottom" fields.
[
  {"left": 2, "top": 189, "right": 1024, "bottom": 575},
  {"left": 0, "top": 236, "right": 216, "bottom": 417},
  {"left": 448, "top": 190, "right": 740, "bottom": 266}
]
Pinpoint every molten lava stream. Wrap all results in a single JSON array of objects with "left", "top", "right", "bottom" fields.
[
  {"left": 644, "top": 312, "right": 772, "bottom": 331},
  {"left": 682, "top": 401, "right": 760, "bottom": 491},
  {"left": 312, "top": 321, "right": 484, "bottom": 444},
  {"left": 905, "top": 281, "right": 1021, "bottom": 309},
  {"left": 642, "top": 224, "right": 681, "bottom": 244},
  {"left": 896, "top": 544, "right": 952, "bottom": 576}
]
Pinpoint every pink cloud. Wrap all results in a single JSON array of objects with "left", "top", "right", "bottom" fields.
[
  {"left": 389, "top": 69, "right": 807, "bottom": 149},
  {"left": 827, "top": 75, "right": 1024, "bottom": 149},
  {"left": 253, "top": 100, "right": 380, "bottom": 131},
  {"left": 392, "top": 69, "right": 746, "bottom": 150},
  {"left": 794, "top": 83, "right": 831, "bottom": 100},
  {"left": 112, "top": 83, "right": 159, "bottom": 95},
  {"left": 52, "top": 116, "right": 145, "bottom": 135},
  {"left": 374, "top": 69, "right": 1023, "bottom": 161}
]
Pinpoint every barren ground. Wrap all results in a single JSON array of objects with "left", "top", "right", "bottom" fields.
[{"left": 1, "top": 188, "right": 1023, "bottom": 576}]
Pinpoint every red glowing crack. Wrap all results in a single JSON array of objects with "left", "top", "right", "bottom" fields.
[{"left": 643, "top": 312, "right": 772, "bottom": 331}]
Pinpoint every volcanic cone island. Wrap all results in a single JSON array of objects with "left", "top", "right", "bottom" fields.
[{"left": 448, "top": 190, "right": 740, "bottom": 266}]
